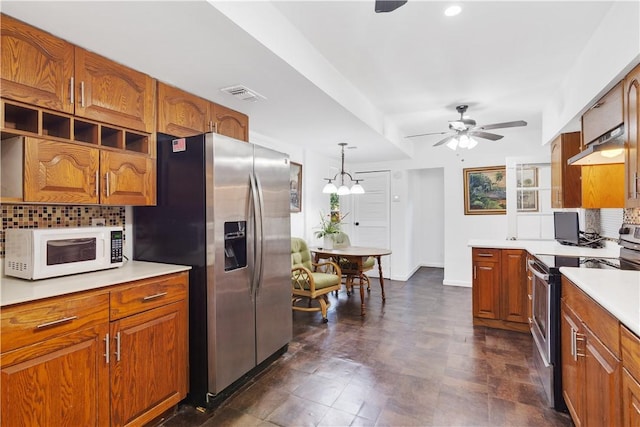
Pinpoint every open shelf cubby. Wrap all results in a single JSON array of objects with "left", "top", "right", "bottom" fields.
[
  {"left": 3, "top": 102, "right": 38, "bottom": 134},
  {"left": 74, "top": 120, "right": 99, "bottom": 144},
  {"left": 42, "top": 112, "right": 71, "bottom": 139},
  {"left": 125, "top": 132, "right": 149, "bottom": 154},
  {"left": 101, "top": 125, "right": 123, "bottom": 149}
]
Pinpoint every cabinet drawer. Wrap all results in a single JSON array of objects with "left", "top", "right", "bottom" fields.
[
  {"left": 562, "top": 276, "right": 620, "bottom": 357},
  {"left": 472, "top": 248, "right": 500, "bottom": 262},
  {"left": 1, "top": 291, "right": 109, "bottom": 353},
  {"left": 622, "top": 325, "right": 640, "bottom": 381},
  {"left": 110, "top": 272, "right": 188, "bottom": 320}
]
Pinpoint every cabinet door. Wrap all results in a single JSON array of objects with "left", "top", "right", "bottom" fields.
[
  {"left": 472, "top": 260, "right": 500, "bottom": 320},
  {"left": 100, "top": 150, "right": 155, "bottom": 206},
  {"left": 582, "top": 82, "right": 623, "bottom": 146},
  {"left": 625, "top": 63, "right": 640, "bottom": 207},
  {"left": 1, "top": 15, "right": 74, "bottom": 113},
  {"left": 584, "top": 326, "right": 622, "bottom": 427},
  {"left": 211, "top": 103, "right": 249, "bottom": 142},
  {"left": 157, "top": 82, "right": 209, "bottom": 137},
  {"left": 561, "top": 301, "right": 584, "bottom": 427},
  {"left": 24, "top": 138, "right": 99, "bottom": 203},
  {"left": 500, "top": 249, "right": 527, "bottom": 323},
  {"left": 550, "top": 132, "right": 581, "bottom": 208},
  {"left": 623, "top": 369, "right": 640, "bottom": 427},
  {"left": 75, "top": 48, "right": 155, "bottom": 133},
  {"left": 581, "top": 164, "right": 625, "bottom": 208},
  {"left": 110, "top": 301, "right": 187, "bottom": 427},
  {"left": 0, "top": 323, "right": 110, "bottom": 427}
]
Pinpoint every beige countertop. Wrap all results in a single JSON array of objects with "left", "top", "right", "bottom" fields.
[{"left": 1, "top": 260, "right": 191, "bottom": 307}]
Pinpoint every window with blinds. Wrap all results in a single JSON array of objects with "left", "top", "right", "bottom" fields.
[{"left": 600, "top": 209, "right": 623, "bottom": 238}]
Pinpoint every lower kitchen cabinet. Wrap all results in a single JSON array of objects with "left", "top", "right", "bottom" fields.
[
  {"left": 621, "top": 325, "right": 640, "bottom": 426},
  {"left": 472, "top": 247, "right": 528, "bottom": 333},
  {"left": 561, "top": 276, "right": 621, "bottom": 427},
  {"left": 0, "top": 271, "right": 188, "bottom": 427}
]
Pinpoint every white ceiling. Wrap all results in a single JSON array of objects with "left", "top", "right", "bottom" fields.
[{"left": 1, "top": 1, "right": 624, "bottom": 163}]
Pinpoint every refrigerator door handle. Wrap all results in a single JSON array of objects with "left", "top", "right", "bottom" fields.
[
  {"left": 254, "top": 173, "right": 266, "bottom": 296},
  {"left": 249, "top": 173, "right": 263, "bottom": 297}
]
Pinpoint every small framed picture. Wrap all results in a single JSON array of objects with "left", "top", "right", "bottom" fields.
[
  {"left": 290, "top": 162, "right": 302, "bottom": 213},
  {"left": 517, "top": 166, "right": 538, "bottom": 188},
  {"left": 517, "top": 190, "right": 539, "bottom": 212}
]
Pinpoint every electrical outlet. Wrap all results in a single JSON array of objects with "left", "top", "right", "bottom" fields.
[{"left": 91, "top": 218, "right": 106, "bottom": 227}]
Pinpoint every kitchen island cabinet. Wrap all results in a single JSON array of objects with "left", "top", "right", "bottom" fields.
[
  {"left": 471, "top": 247, "right": 528, "bottom": 333},
  {"left": 0, "top": 266, "right": 189, "bottom": 427}
]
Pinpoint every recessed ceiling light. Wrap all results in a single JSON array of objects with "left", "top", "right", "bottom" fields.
[{"left": 444, "top": 5, "right": 462, "bottom": 17}]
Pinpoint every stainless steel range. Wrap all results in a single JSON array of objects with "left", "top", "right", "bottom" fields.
[{"left": 528, "top": 223, "right": 640, "bottom": 411}]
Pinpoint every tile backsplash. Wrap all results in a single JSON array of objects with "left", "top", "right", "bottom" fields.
[
  {"left": 624, "top": 208, "right": 640, "bottom": 224},
  {"left": 0, "top": 204, "right": 125, "bottom": 257}
]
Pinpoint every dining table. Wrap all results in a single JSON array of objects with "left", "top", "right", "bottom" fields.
[{"left": 311, "top": 246, "right": 392, "bottom": 316}]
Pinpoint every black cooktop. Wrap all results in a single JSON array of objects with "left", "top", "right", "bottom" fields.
[{"left": 534, "top": 254, "right": 622, "bottom": 272}]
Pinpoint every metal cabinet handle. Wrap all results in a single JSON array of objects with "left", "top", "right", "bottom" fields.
[
  {"left": 80, "top": 81, "right": 85, "bottom": 107},
  {"left": 95, "top": 170, "right": 99, "bottom": 197},
  {"left": 142, "top": 292, "right": 168, "bottom": 301},
  {"left": 575, "top": 333, "right": 585, "bottom": 358},
  {"left": 35, "top": 315, "right": 78, "bottom": 329},
  {"left": 570, "top": 328, "right": 576, "bottom": 359},
  {"left": 473, "top": 266, "right": 476, "bottom": 280},
  {"left": 104, "top": 333, "right": 110, "bottom": 364},
  {"left": 634, "top": 172, "right": 638, "bottom": 198},
  {"left": 114, "top": 331, "right": 121, "bottom": 362},
  {"left": 70, "top": 77, "right": 75, "bottom": 104},
  {"left": 105, "top": 173, "right": 110, "bottom": 197},
  {"left": 477, "top": 253, "right": 493, "bottom": 257}
]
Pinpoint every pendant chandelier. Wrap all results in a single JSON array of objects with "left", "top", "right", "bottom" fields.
[{"left": 322, "top": 143, "right": 365, "bottom": 195}]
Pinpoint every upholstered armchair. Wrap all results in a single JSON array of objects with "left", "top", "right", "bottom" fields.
[
  {"left": 291, "top": 237, "right": 342, "bottom": 323},
  {"left": 333, "top": 232, "right": 376, "bottom": 295}
]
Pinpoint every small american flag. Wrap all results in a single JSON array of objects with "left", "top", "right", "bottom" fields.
[{"left": 172, "top": 138, "right": 186, "bottom": 152}]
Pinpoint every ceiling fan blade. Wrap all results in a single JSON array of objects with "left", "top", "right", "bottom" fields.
[
  {"left": 405, "top": 131, "right": 449, "bottom": 139},
  {"left": 469, "top": 131, "right": 504, "bottom": 141},
  {"left": 478, "top": 120, "right": 527, "bottom": 131},
  {"left": 375, "top": 0, "right": 407, "bottom": 13},
  {"left": 433, "top": 135, "right": 456, "bottom": 147}
]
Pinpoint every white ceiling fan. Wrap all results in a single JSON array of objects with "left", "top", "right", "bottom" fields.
[{"left": 406, "top": 105, "right": 527, "bottom": 150}]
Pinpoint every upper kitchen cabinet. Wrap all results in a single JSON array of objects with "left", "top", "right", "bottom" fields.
[
  {"left": 582, "top": 82, "right": 623, "bottom": 147},
  {"left": 1, "top": 14, "right": 74, "bottom": 114},
  {"left": 211, "top": 103, "right": 249, "bottom": 142},
  {"left": 625, "top": 63, "right": 640, "bottom": 208},
  {"left": 100, "top": 150, "right": 156, "bottom": 206},
  {"left": 75, "top": 48, "right": 155, "bottom": 133},
  {"left": 157, "top": 82, "right": 209, "bottom": 138},
  {"left": 551, "top": 132, "right": 581, "bottom": 208}
]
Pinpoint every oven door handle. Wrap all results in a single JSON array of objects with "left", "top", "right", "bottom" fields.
[{"left": 527, "top": 259, "right": 550, "bottom": 282}]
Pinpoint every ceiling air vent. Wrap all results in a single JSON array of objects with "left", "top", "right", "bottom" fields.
[{"left": 220, "top": 85, "right": 266, "bottom": 102}]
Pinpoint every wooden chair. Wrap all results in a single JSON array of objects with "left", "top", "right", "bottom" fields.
[
  {"left": 291, "top": 237, "right": 342, "bottom": 323},
  {"left": 333, "top": 232, "right": 376, "bottom": 296}
]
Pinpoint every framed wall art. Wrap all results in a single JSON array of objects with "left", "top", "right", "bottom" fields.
[
  {"left": 463, "top": 166, "right": 507, "bottom": 215},
  {"left": 290, "top": 161, "right": 302, "bottom": 213}
]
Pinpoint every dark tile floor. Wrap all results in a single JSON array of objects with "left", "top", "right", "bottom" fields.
[{"left": 160, "top": 267, "right": 573, "bottom": 427}]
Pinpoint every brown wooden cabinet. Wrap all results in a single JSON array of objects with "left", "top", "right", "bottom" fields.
[
  {"left": 157, "top": 81, "right": 249, "bottom": 141},
  {"left": 581, "top": 163, "right": 625, "bottom": 208},
  {"left": 561, "top": 276, "right": 621, "bottom": 427},
  {"left": 211, "top": 102, "right": 249, "bottom": 142},
  {"left": 157, "top": 82, "right": 209, "bottom": 137},
  {"left": 108, "top": 273, "right": 188, "bottom": 426},
  {"left": 13, "top": 137, "right": 155, "bottom": 205},
  {"left": 472, "top": 248, "right": 528, "bottom": 333},
  {"left": 550, "top": 132, "right": 582, "bottom": 208},
  {"left": 625, "top": 63, "right": 640, "bottom": 208},
  {"left": 621, "top": 325, "right": 640, "bottom": 426},
  {"left": 1, "top": 14, "right": 74, "bottom": 114},
  {"left": 0, "top": 292, "right": 111, "bottom": 427},
  {"left": 100, "top": 150, "right": 155, "bottom": 206},
  {"left": 0, "top": 271, "right": 188, "bottom": 427},
  {"left": 24, "top": 137, "right": 100, "bottom": 204},
  {"left": 75, "top": 48, "right": 155, "bottom": 133}
]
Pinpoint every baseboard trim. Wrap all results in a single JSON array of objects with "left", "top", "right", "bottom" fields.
[{"left": 443, "top": 279, "right": 471, "bottom": 288}]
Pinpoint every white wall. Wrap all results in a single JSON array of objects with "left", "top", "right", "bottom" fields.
[{"left": 414, "top": 168, "right": 445, "bottom": 269}]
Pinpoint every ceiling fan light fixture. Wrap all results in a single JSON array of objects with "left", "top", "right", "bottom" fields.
[
  {"left": 446, "top": 137, "right": 459, "bottom": 150},
  {"left": 467, "top": 137, "right": 478, "bottom": 149},
  {"left": 444, "top": 5, "right": 462, "bottom": 17},
  {"left": 458, "top": 134, "right": 470, "bottom": 148}
]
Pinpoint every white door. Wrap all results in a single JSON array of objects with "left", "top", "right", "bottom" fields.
[{"left": 351, "top": 170, "right": 391, "bottom": 278}]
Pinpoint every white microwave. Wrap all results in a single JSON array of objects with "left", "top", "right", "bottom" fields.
[{"left": 4, "top": 227, "right": 124, "bottom": 280}]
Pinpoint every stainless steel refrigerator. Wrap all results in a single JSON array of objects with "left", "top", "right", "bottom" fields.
[{"left": 133, "top": 132, "right": 292, "bottom": 406}]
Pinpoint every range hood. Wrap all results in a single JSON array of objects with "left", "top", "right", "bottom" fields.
[{"left": 568, "top": 124, "right": 625, "bottom": 166}]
